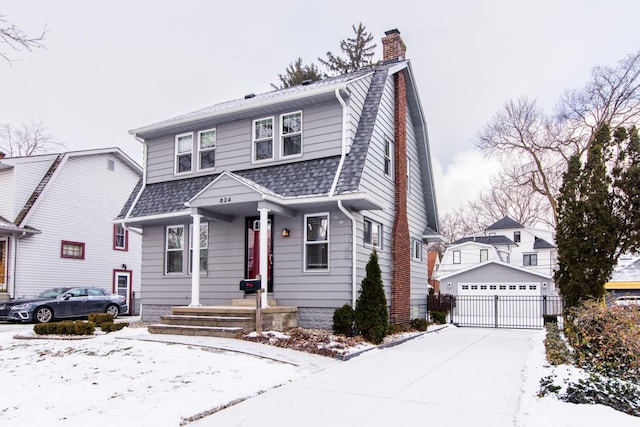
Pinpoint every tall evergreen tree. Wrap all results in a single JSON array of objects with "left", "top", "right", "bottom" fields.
[
  {"left": 318, "top": 23, "right": 378, "bottom": 75},
  {"left": 271, "top": 57, "right": 323, "bottom": 89},
  {"left": 555, "top": 125, "right": 640, "bottom": 308},
  {"left": 355, "top": 250, "right": 388, "bottom": 344}
]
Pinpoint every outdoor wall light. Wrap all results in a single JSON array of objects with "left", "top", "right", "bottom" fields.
[
  {"left": 542, "top": 282, "right": 548, "bottom": 289},
  {"left": 281, "top": 229, "right": 290, "bottom": 238},
  {"left": 122, "top": 264, "right": 127, "bottom": 270}
]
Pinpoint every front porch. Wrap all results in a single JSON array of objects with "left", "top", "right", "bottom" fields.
[{"left": 148, "top": 298, "right": 298, "bottom": 338}]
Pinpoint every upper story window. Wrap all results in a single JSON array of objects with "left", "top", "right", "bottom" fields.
[
  {"left": 514, "top": 231, "right": 521, "bottom": 243},
  {"left": 384, "top": 137, "right": 393, "bottom": 177},
  {"left": 281, "top": 111, "right": 302, "bottom": 157},
  {"left": 364, "top": 218, "right": 382, "bottom": 249},
  {"left": 198, "top": 129, "right": 216, "bottom": 170},
  {"left": 166, "top": 225, "right": 184, "bottom": 274},
  {"left": 253, "top": 117, "right": 274, "bottom": 162},
  {"left": 523, "top": 253, "right": 538, "bottom": 266},
  {"left": 453, "top": 250, "right": 461, "bottom": 264},
  {"left": 175, "top": 133, "right": 193, "bottom": 174},
  {"left": 305, "top": 213, "right": 329, "bottom": 271},
  {"left": 61, "top": 241, "right": 85, "bottom": 259},
  {"left": 113, "top": 224, "right": 128, "bottom": 251},
  {"left": 480, "top": 249, "right": 488, "bottom": 262},
  {"left": 406, "top": 156, "right": 412, "bottom": 194}
]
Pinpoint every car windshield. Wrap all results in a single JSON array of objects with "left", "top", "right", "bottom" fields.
[{"left": 36, "top": 288, "right": 72, "bottom": 298}]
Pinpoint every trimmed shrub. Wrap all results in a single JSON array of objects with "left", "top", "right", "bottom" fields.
[
  {"left": 34, "top": 320, "right": 95, "bottom": 336},
  {"left": 100, "top": 322, "right": 128, "bottom": 333},
  {"left": 543, "top": 322, "right": 572, "bottom": 365},
  {"left": 88, "top": 312, "right": 114, "bottom": 324},
  {"left": 430, "top": 311, "right": 447, "bottom": 324},
  {"left": 410, "top": 318, "right": 429, "bottom": 331},
  {"left": 332, "top": 304, "right": 356, "bottom": 336},
  {"left": 354, "top": 251, "right": 389, "bottom": 344}
]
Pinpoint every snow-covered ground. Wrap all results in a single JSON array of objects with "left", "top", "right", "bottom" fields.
[{"left": 0, "top": 323, "right": 638, "bottom": 426}]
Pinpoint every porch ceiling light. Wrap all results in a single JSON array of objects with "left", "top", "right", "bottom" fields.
[{"left": 281, "top": 228, "right": 290, "bottom": 238}]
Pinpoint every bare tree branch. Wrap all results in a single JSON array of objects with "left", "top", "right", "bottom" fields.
[
  {"left": 0, "top": 12, "right": 47, "bottom": 64},
  {"left": 0, "top": 120, "right": 64, "bottom": 157}
]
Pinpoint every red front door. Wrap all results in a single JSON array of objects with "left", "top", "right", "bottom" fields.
[{"left": 246, "top": 217, "right": 273, "bottom": 292}]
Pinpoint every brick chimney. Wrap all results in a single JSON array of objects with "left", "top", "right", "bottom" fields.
[
  {"left": 382, "top": 29, "right": 406, "bottom": 62},
  {"left": 387, "top": 28, "right": 411, "bottom": 326}
]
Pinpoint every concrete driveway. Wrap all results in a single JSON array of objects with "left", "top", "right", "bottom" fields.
[{"left": 194, "top": 326, "right": 538, "bottom": 427}]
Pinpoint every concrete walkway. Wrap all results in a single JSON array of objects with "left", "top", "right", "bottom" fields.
[{"left": 193, "top": 326, "right": 538, "bottom": 426}]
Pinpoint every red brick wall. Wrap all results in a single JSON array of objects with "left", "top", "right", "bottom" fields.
[{"left": 390, "top": 70, "right": 410, "bottom": 326}]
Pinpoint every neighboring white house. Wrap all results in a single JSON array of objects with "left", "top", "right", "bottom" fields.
[
  {"left": 434, "top": 217, "right": 557, "bottom": 297},
  {"left": 0, "top": 148, "right": 143, "bottom": 314}
]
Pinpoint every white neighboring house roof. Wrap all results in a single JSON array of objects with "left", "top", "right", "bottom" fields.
[{"left": 437, "top": 259, "right": 552, "bottom": 282}]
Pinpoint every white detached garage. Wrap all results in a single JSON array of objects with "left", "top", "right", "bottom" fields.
[{"left": 437, "top": 261, "right": 561, "bottom": 328}]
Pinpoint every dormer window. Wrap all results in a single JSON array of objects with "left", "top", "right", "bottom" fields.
[
  {"left": 514, "top": 231, "right": 521, "bottom": 243},
  {"left": 198, "top": 129, "right": 216, "bottom": 170},
  {"left": 175, "top": 133, "right": 193, "bottom": 174},
  {"left": 281, "top": 111, "right": 302, "bottom": 157},
  {"left": 253, "top": 117, "right": 274, "bottom": 162}
]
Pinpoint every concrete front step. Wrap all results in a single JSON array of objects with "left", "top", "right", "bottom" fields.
[
  {"left": 160, "top": 314, "right": 255, "bottom": 329},
  {"left": 232, "top": 298, "right": 278, "bottom": 307},
  {"left": 148, "top": 324, "right": 243, "bottom": 338}
]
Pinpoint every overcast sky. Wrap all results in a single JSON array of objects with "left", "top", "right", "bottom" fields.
[{"left": 2, "top": 0, "right": 640, "bottom": 214}]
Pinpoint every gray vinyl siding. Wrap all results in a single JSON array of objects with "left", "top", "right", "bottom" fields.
[{"left": 144, "top": 101, "right": 344, "bottom": 185}]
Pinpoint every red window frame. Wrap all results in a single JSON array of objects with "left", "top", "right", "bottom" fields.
[
  {"left": 113, "top": 224, "right": 129, "bottom": 251},
  {"left": 61, "top": 240, "right": 85, "bottom": 259}
]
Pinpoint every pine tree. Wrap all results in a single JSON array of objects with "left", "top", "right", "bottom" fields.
[
  {"left": 355, "top": 250, "right": 389, "bottom": 344},
  {"left": 555, "top": 125, "right": 622, "bottom": 308},
  {"left": 318, "top": 23, "right": 378, "bottom": 76},
  {"left": 271, "top": 58, "right": 323, "bottom": 90}
]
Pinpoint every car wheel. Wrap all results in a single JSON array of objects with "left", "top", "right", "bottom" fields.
[
  {"left": 105, "top": 304, "right": 120, "bottom": 319},
  {"left": 35, "top": 307, "right": 53, "bottom": 323}
]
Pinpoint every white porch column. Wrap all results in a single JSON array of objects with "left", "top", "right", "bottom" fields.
[
  {"left": 190, "top": 213, "right": 202, "bottom": 307},
  {"left": 258, "top": 207, "right": 269, "bottom": 308}
]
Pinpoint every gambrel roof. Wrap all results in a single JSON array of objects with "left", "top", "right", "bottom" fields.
[
  {"left": 486, "top": 216, "right": 525, "bottom": 230},
  {"left": 452, "top": 235, "right": 516, "bottom": 246}
]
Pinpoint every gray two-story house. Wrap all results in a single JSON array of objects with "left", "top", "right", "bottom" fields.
[{"left": 118, "top": 29, "right": 441, "bottom": 329}]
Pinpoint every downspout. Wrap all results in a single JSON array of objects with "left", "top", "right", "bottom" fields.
[
  {"left": 330, "top": 89, "right": 358, "bottom": 307},
  {"left": 10, "top": 231, "right": 26, "bottom": 297}
]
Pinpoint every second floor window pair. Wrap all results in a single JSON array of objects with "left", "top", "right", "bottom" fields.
[
  {"left": 253, "top": 112, "right": 302, "bottom": 162},
  {"left": 176, "top": 129, "right": 217, "bottom": 174}
]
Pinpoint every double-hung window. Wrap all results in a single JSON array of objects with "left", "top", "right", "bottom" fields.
[
  {"left": 281, "top": 111, "right": 302, "bottom": 157},
  {"left": 189, "top": 223, "right": 209, "bottom": 274},
  {"left": 166, "top": 225, "right": 184, "bottom": 274},
  {"left": 253, "top": 117, "right": 274, "bottom": 162},
  {"left": 198, "top": 129, "right": 216, "bottom": 170},
  {"left": 406, "top": 156, "right": 411, "bottom": 194},
  {"left": 305, "top": 213, "right": 329, "bottom": 271},
  {"left": 114, "top": 224, "right": 128, "bottom": 251},
  {"left": 175, "top": 133, "right": 193, "bottom": 174},
  {"left": 364, "top": 218, "right": 382, "bottom": 248},
  {"left": 514, "top": 231, "right": 521, "bottom": 243},
  {"left": 384, "top": 137, "right": 393, "bottom": 177},
  {"left": 523, "top": 253, "right": 538, "bottom": 266}
]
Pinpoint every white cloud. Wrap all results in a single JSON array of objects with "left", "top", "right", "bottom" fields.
[{"left": 432, "top": 150, "right": 500, "bottom": 215}]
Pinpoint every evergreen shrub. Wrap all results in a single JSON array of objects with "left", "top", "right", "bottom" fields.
[
  {"left": 354, "top": 251, "right": 389, "bottom": 344},
  {"left": 34, "top": 320, "right": 95, "bottom": 336},
  {"left": 332, "top": 304, "right": 356, "bottom": 336}
]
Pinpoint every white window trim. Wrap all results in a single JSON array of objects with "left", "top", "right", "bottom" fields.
[
  {"left": 523, "top": 253, "right": 538, "bottom": 266},
  {"left": 280, "top": 111, "right": 303, "bottom": 159},
  {"left": 412, "top": 239, "right": 422, "bottom": 261},
  {"left": 304, "top": 212, "right": 330, "bottom": 272},
  {"left": 384, "top": 136, "right": 393, "bottom": 178},
  {"left": 252, "top": 116, "right": 274, "bottom": 163},
  {"left": 165, "top": 225, "right": 185, "bottom": 275},
  {"left": 406, "top": 156, "right": 411, "bottom": 195},
  {"left": 453, "top": 250, "right": 461, "bottom": 264},
  {"left": 174, "top": 132, "right": 194, "bottom": 175},
  {"left": 189, "top": 222, "right": 209, "bottom": 275},
  {"left": 197, "top": 128, "right": 216, "bottom": 171},
  {"left": 364, "top": 218, "right": 382, "bottom": 249},
  {"left": 480, "top": 248, "right": 488, "bottom": 262}
]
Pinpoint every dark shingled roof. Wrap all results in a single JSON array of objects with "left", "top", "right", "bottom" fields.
[
  {"left": 452, "top": 235, "right": 516, "bottom": 246},
  {"left": 334, "top": 67, "right": 389, "bottom": 194},
  {"left": 125, "top": 156, "right": 341, "bottom": 219},
  {"left": 486, "top": 217, "right": 525, "bottom": 230},
  {"left": 117, "top": 178, "right": 143, "bottom": 219},
  {"left": 533, "top": 237, "right": 555, "bottom": 249}
]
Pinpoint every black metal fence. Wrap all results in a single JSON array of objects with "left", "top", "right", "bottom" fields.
[{"left": 428, "top": 295, "right": 564, "bottom": 329}]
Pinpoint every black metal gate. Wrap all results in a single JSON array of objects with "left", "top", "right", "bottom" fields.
[{"left": 428, "top": 295, "right": 564, "bottom": 329}]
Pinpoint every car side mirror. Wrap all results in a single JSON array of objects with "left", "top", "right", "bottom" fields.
[{"left": 62, "top": 293, "right": 72, "bottom": 300}]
